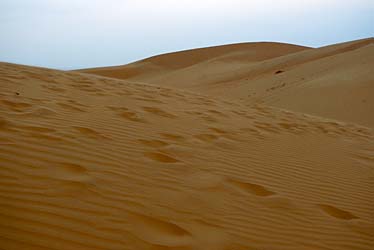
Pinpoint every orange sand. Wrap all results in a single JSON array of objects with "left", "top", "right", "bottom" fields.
[{"left": 1, "top": 39, "right": 373, "bottom": 250}]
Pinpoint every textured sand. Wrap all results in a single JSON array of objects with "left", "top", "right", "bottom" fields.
[{"left": 1, "top": 39, "right": 374, "bottom": 250}]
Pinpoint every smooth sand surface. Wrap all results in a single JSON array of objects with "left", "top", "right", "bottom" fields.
[
  {"left": 1, "top": 39, "right": 374, "bottom": 250},
  {"left": 81, "top": 38, "right": 374, "bottom": 128},
  {"left": 78, "top": 42, "right": 310, "bottom": 84}
]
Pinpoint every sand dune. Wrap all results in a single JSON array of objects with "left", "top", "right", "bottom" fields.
[
  {"left": 80, "top": 38, "right": 374, "bottom": 127},
  {"left": 1, "top": 58, "right": 373, "bottom": 250},
  {"left": 78, "top": 42, "right": 309, "bottom": 83}
]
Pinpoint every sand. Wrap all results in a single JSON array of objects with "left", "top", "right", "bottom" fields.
[
  {"left": 81, "top": 38, "right": 374, "bottom": 127},
  {"left": 1, "top": 39, "right": 373, "bottom": 250}
]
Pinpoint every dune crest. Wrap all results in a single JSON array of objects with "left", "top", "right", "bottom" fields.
[
  {"left": 78, "top": 42, "right": 309, "bottom": 82},
  {"left": 80, "top": 38, "right": 374, "bottom": 127}
]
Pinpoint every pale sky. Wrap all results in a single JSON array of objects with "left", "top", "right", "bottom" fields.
[{"left": 0, "top": 0, "right": 373, "bottom": 69}]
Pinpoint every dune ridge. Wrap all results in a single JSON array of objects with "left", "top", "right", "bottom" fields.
[
  {"left": 78, "top": 42, "right": 310, "bottom": 82},
  {"left": 80, "top": 38, "right": 374, "bottom": 127},
  {"left": 1, "top": 58, "right": 374, "bottom": 250}
]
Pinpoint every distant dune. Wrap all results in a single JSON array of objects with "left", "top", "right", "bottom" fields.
[
  {"left": 1, "top": 38, "right": 374, "bottom": 250},
  {"left": 80, "top": 38, "right": 374, "bottom": 127},
  {"left": 78, "top": 42, "right": 310, "bottom": 83}
]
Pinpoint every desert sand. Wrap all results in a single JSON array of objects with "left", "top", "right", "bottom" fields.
[
  {"left": 81, "top": 38, "right": 374, "bottom": 127},
  {"left": 1, "top": 38, "right": 373, "bottom": 250}
]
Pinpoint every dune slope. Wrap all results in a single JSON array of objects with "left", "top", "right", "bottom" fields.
[
  {"left": 79, "top": 38, "right": 374, "bottom": 127},
  {"left": 78, "top": 42, "right": 310, "bottom": 82},
  {"left": 1, "top": 62, "right": 373, "bottom": 250},
  {"left": 170, "top": 38, "right": 374, "bottom": 128}
]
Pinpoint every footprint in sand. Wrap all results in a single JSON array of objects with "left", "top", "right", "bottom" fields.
[
  {"left": 142, "top": 106, "right": 177, "bottom": 118},
  {"left": 127, "top": 212, "right": 192, "bottom": 247},
  {"left": 144, "top": 152, "right": 180, "bottom": 163},
  {"left": 111, "top": 107, "right": 144, "bottom": 122},
  {"left": 121, "top": 110, "right": 147, "bottom": 123},
  {"left": 208, "top": 127, "right": 228, "bottom": 134},
  {"left": 107, "top": 106, "right": 147, "bottom": 123},
  {"left": 206, "top": 127, "right": 238, "bottom": 141},
  {"left": 73, "top": 126, "right": 108, "bottom": 139},
  {"left": 228, "top": 179, "right": 276, "bottom": 197},
  {"left": 33, "top": 107, "right": 58, "bottom": 116},
  {"left": 207, "top": 109, "right": 229, "bottom": 118},
  {"left": 318, "top": 204, "right": 359, "bottom": 220},
  {"left": 43, "top": 162, "right": 93, "bottom": 196}
]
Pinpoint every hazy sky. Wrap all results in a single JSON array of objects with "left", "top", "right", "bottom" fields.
[{"left": 0, "top": 0, "right": 373, "bottom": 69}]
